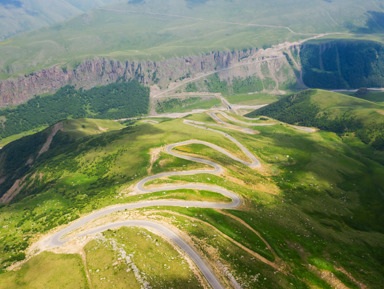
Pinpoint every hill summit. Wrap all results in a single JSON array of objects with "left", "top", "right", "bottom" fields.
[{"left": 246, "top": 89, "right": 384, "bottom": 149}]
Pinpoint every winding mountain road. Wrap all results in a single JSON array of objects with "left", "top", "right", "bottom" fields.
[
  {"left": 41, "top": 112, "right": 274, "bottom": 288},
  {"left": 214, "top": 111, "right": 316, "bottom": 133},
  {"left": 210, "top": 111, "right": 276, "bottom": 127},
  {"left": 78, "top": 220, "right": 224, "bottom": 289}
]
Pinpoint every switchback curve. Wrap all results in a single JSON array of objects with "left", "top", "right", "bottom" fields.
[{"left": 41, "top": 112, "right": 274, "bottom": 289}]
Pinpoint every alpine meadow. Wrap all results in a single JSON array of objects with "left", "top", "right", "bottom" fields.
[{"left": 0, "top": 0, "right": 384, "bottom": 288}]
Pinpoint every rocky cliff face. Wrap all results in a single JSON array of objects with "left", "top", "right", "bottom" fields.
[
  {"left": 3, "top": 39, "right": 381, "bottom": 105},
  {"left": 0, "top": 47, "right": 294, "bottom": 105}
]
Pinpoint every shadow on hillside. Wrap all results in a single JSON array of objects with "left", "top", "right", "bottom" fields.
[
  {"left": 347, "top": 11, "right": 384, "bottom": 34},
  {"left": 264, "top": 128, "right": 384, "bottom": 234},
  {"left": 5, "top": 123, "right": 165, "bottom": 204}
]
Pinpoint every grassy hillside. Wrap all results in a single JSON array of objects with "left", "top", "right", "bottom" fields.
[
  {"left": 224, "top": 93, "right": 280, "bottom": 105},
  {"left": 0, "top": 0, "right": 383, "bottom": 78},
  {"left": 0, "top": 80, "right": 149, "bottom": 139},
  {"left": 0, "top": 112, "right": 383, "bottom": 287},
  {"left": 0, "top": 0, "right": 119, "bottom": 40},
  {"left": 0, "top": 118, "right": 124, "bottom": 203},
  {"left": 247, "top": 89, "right": 384, "bottom": 150},
  {"left": 343, "top": 90, "right": 384, "bottom": 106},
  {"left": 0, "top": 227, "right": 204, "bottom": 289},
  {"left": 83, "top": 227, "right": 203, "bottom": 288},
  {"left": 156, "top": 96, "right": 221, "bottom": 114},
  {"left": 0, "top": 252, "right": 89, "bottom": 289}
]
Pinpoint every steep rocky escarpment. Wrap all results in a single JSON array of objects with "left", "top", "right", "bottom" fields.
[
  {"left": 0, "top": 48, "right": 294, "bottom": 106},
  {"left": 7, "top": 39, "right": 383, "bottom": 106},
  {"left": 300, "top": 39, "right": 384, "bottom": 89}
]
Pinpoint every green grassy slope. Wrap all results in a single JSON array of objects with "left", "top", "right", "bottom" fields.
[
  {"left": 343, "top": 90, "right": 384, "bottom": 106},
  {"left": 224, "top": 93, "right": 280, "bottom": 105},
  {"left": 156, "top": 97, "right": 221, "bottom": 113},
  {"left": 0, "top": 252, "right": 88, "bottom": 289},
  {"left": 84, "top": 227, "right": 204, "bottom": 288},
  {"left": 0, "top": 113, "right": 383, "bottom": 287},
  {"left": 0, "top": 0, "right": 383, "bottom": 78},
  {"left": 316, "top": 33, "right": 384, "bottom": 45},
  {"left": 247, "top": 89, "right": 384, "bottom": 149},
  {"left": 0, "top": 0, "right": 119, "bottom": 40},
  {"left": 0, "top": 118, "right": 124, "bottom": 202},
  {"left": 0, "top": 226, "right": 204, "bottom": 289}
]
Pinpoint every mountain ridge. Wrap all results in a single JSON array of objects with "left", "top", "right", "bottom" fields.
[{"left": 246, "top": 89, "right": 384, "bottom": 150}]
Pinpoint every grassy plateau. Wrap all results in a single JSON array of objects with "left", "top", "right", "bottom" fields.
[{"left": 1, "top": 0, "right": 383, "bottom": 78}]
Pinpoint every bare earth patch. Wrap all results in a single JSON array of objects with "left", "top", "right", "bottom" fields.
[
  {"left": 308, "top": 264, "right": 350, "bottom": 289},
  {"left": 97, "top": 125, "right": 107, "bottom": 132},
  {"left": 147, "top": 147, "right": 163, "bottom": 174},
  {"left": 0, "top": 178, "right": 25, "bottom": 203},
  {"left": 335, "top": 267, "right": 367, "bottom": 289},
  {"left": 37, "top": 122, "right": 63, "bottom": 158}
]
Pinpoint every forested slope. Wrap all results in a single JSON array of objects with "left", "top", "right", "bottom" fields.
[
  {"left": 0, "top": 80, "right": 149, "bottom": 139},
  {"left": 300, "top": 39, "right": 384, "bottom": 89}
]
